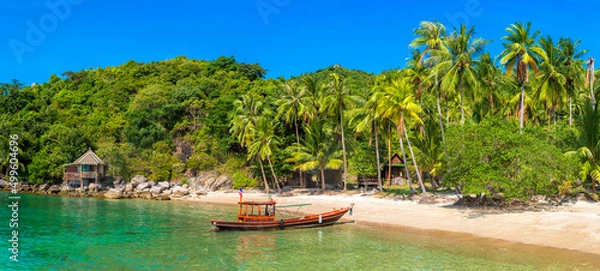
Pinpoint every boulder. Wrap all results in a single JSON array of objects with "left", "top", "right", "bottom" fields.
[
  {"left": 113, "top": 179, "right": 125, "bottom": 188},
  {"left": 104, "top": 188, "right": 122, "bottom": 199},
  {"left": 60, "top": 185, "right": 73, "bottom": 194},
  {"left": 124, "top": 184, "right": 134, "bottom": 193},
  {"left": 156, "top": 192, "right": 171, "bottom": 200},
  {"left": 150, "top": 186, "right": 165, "bottom": 194},
  {"left": 282, "top": 186, "right": 293, "bottom": 193},
  {"left": 136, "top": 182, "right": 151, "bottom": 192},
  {"left": 158, "top": 182, "right": 170, "bottom": 188},
  {"left": 89, "top": 183, "right": 101, "bottom": 191},
  {"left": 136, "top": 191, "right": 153, "bottom": 200},
  {"left": 47, "top": 185, "right": 61, "bottom": 194},
  {"left": 148, "top": 181, "right": 157, "bottom": 187},
  {"left": 38, "top": 183, "right": 49, "bottom": 192},
  {"left": 171, "top": 186, "right": 189, "bottom": 198},
  {"left": 130, "top": 175, "right": 147, "bottom": 188},
  {"left": 0, "top": 180, "right": 7, "bottom": 188}
]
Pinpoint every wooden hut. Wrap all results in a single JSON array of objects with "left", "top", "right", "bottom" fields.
[
  {"left": 383, "top": 153, "right": 406, "bottom": 182},
  {"left": 63, "top": 149, "right": 107, "bottom": 188}
]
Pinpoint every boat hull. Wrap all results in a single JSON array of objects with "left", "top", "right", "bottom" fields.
[{"left": 212, "top": 207, "right": 351, "bottom": 230}]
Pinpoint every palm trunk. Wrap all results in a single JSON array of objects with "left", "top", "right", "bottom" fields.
[
  {"left": 266, "top": 156, "right": 281, "bottom": 193},
  {"left": 374, "top": 119, "right": 382, "bottom": 192},
  {"left": 436, "top": 75, "right": 450, "bottom": 168},
  {"left": 519, "top": 82, "right": 526, "bottom": 134},
  {"left": 339, "top": 103, "right": 348, "bottom": 191},
  {"left": 397, "top": 125, "right": 416, "bottom": 195},
  {"left": 320, "top": 166, "right": 326, "bottom": 191},
  {"left": 294, "top": 112, "right": 303, "bottom": 188},
  {"left": 258, "top": 158, "right": 270, "bottom": 194},
  {"left": 403, "top": 121, "right": 426, "bottom": 196},
  {"left": 387, "top": 136, "right": 392, "bottom": 189},
  {"left": 460, "top": 84, "right": 465, "bottom": 125},
  {"left": 569, "top": 97, "right": 573, "bottom": 128}
]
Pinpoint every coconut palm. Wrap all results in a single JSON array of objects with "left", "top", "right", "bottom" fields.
[
  {"left": 474, "top": 53, "right": 504, "bottom": 118},
  {"left": 436, "top": 24, "right": 488, "bottom": 125},
  {"left": 557, "top": 38, "right": 586, "bottom": 127},
  {"left": 288, "top": 121, "right": 343, "bottom": 191},
  {"left": 534, "top": 36, "right": 566, "bottom": 125},
  {"left": 276, "top": 79, "right": 307, "bottom": 187},
  {"left": 566, "top": 101, "right": 600, "bottom": 194},
  {"left": 301, "top": 76, "right": 324, "bottom": 121},
  {"left": 499, "top": 22, "right": 546, "bottom": 133},
  {"left": 410, "top": 20, "right": 449, "bottom": 163},
  {"left": 375, "top": 78, "right": 427, "bottom": 196},
  {"left": 247, "top": 116, "right": 282, "bottom": 193},
  {"left": 321, "top": 73, "right": 361, "bottom": 190}
]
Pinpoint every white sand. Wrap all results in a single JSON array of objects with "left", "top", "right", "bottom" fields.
[{"left": 188, "top": 191, "right": 600, "bottom": 255}]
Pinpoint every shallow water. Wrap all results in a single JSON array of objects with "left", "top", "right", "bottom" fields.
[{"left": 0, "top": 193, "right": 597, "bottom": 270}]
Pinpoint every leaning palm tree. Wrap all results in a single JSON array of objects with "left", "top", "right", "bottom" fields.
[
  {"left": 436, "top": 24, "right": 488, "bottom": 125},
  {"left": 375, "top": 78, "right": 427, "bottom": 196},
  {"left": 247, "top": 116, "right": 282, "bottom": 193},
  {"left": 557, "top": 38, "right": 587, "bottom": 127},
  {"left": 288, "top": 121, "right": 343, "bottom": 191},
  {"left": 499, "top": 22, "right": 546, "bottom": 133},
  {"left": 321, "top": 73, "right": 361, "bottom": 190},
  {"left": 276, "top": 79, "right": 307, "bottom": 187}
]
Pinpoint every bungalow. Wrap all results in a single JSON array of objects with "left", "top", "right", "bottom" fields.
[{"left": 63, "top": 149, "right": 107, "bottom": 188}]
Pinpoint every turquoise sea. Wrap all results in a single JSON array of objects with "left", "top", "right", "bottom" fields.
[{"left": 1, "top": 193, "right": 598, "bottom": 270}]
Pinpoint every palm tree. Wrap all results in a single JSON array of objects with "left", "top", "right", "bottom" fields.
[
  {"left": 557, "top": 38, "right": 586, "bottom": 127},
  {"left": 534, "top": 36, "right": 566, "bottom": 125},
  {"left": 376, "top": 78, "right": 427, "bottom": 196},
  {"left": 436, "top": 24, "right": 488, "bottom": 125},
  {"left": 499, "top": 22, "right": 546, "bottom": 133},
  {"left": 302, "top": 76, "right": 323, "bottom": 122},
  {"left": 566, "top": 101, "right": 600, "bottom": 194},
  {"left": 247, "top": 116, "right": 282, "bottom": 193},
  {"left": 587, "top": 57, "right": 596, "bottom": 107},
  {"left": 410, "top": 20, "right": 449, "bottom": 163},
  {"left": 288, "top": 121, "right": 343, "bottom": 191},
  {"left": 322, "top": 73, "right": 361, "bottom": 190},
  {"left": 474, "top": 53, "right": 504, "bottom": 117},
  {"left": 276, "top": 79, "right": 307, "bottom": 187},
  {"left": 350, "top": 89, "right": 383, "bottom": 191}
]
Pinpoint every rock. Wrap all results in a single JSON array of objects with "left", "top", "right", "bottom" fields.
[
  {"left": 38, "top": 183, "right": 49, "bottom": 192},
  {"left": 89, "top": 183, "right": 101, "bottom": 192},
  {"left": 130, "top": 175, "right": 147, "bottom": 188},
  {"left": 148, "top": 181, "right": 157, "bottom": 187},
  {"left": 113, "top": 179, "right": 125, "bottom": 188},
  {"left": 0, "top": 180, "right": 7, "bottom": 188},
  {"left": 187, "top": 172, "right": 233, "bottom": 192},
  {"left": 158, "top": 181, "right": 170, "bottom": 188},
  {"left": 282, "top": 186, "right": 293, "bottom": 193},
  {"left": 104, "top": 188, "right": 123, "bottom": 199},
  {"left": 171, "top": 186, "right": 189, "bottom": 198},
  {"left": 182, "top": 184, "right": 189, "bottom": 189},
  {"left": 47, "top": 185, "right": 61, "bottom": 194},
  {"left": 136, "top": 182, "right": 151, "bottom": 192},
  {"left": 60, "top": 185, "right": 73, "bottom": 193},
  {"left": 136, "top": 191, "right": 153, "bottom": 200},
  {"left": 124, "top": 184, "right": 133, "bottom": 193},
  {"left": 150, "top": 186, "right": 165, "bottom": 194},
  {"left": 156, "top": 193, "right": 171, "bottom": 200},
  {"left": 419, "top": 196, "right": 441, "bottom": 205}
]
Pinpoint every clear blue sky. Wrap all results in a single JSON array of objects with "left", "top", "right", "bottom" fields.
[{"left": 3, "top": 0, "right": 600, "bottom": 85}]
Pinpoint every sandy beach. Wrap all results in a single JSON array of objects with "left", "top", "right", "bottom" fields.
[{"left": 188, "top": 191, "right": 600, "bottom": 257}]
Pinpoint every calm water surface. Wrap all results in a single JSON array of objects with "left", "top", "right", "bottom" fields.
[{"left": 0, "top": 193, "right": 597, "bottom": 270}]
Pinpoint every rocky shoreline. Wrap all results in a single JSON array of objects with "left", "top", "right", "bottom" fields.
[{"left": 0, "top": 172, "right": 234, "bottom": 201}]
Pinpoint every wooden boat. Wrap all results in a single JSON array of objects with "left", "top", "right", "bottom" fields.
[{"left": 211, "top": 200, "right": 354, "bottom": 230}]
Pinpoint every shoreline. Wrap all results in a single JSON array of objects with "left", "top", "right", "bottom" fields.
[{"left": 184, "top": 191, "right": 600, "bottom": 258}]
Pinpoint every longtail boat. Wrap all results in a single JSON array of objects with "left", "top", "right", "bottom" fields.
[{"left": 211, "top": 199, "right": 354, "bottom": 230}]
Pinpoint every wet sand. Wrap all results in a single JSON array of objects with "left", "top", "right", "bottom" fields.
[{"left": 185, "top": 191, "right": 600, "bottom": 259}]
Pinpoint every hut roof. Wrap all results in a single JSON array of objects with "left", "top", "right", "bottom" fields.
[{"left": 68, "top": 149, "right": 105, "bottom": 165}]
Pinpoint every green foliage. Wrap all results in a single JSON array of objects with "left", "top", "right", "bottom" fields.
[
  {"left": 445, "top": 117, "right": 578, "bottom": 199},
  {"left": 232, "top": 172, "right": 258, "bottom": 188}
]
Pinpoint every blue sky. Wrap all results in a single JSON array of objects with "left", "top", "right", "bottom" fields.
[{"left": 2, "top": 0, "right": 600, "bottom": 85}]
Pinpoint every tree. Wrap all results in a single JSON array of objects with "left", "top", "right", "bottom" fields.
[
  {"left": 499, "top": 22, "right": 546, "bottom": 133},
  {"left": 247, "top": 116, "right": 282, "bottom": 193},
  {"left": 566, "top": 101, "right": 600, "bottom": 194},
  {"left": 322, "top": 73, "right": 361, "bottom": 190},
  {"left": 376, "top": 78, "right": 427, "bottom": 196},
  {"left": 288, "top": 121, "right": 342, "bottom": 191},
  {"left": 534, "top": 36, "right": 566, "bottom": 125},
  {"left": 276, "top": 79, "right": 307, "bottom": 187},
  {"left": 437, "top": 24, "right": 488, "bottom": 125},
  {"left": 557, "top": 38, "right": 586, "bottom": 127}
]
